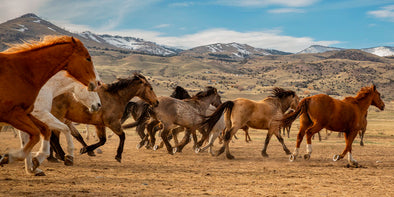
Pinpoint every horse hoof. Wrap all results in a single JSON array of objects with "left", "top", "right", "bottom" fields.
[
  {"left": 304, "top": 154, "right": 310, "bottom": 160},
  {"left": 87, "top": 151, "right": 96, "bottom": 157},
  {"left": 136, "top": 143, "right": 143, "bottom": 150},
  {"left": 32, "top": 157, "right": 40, "bottom": 172},
  {"left": 35, "top": 171, "right": 46, "bottom": 176},
  {"left": 289, "top": 154, "right": 296, "bottom": 162},
  {"left": 47, "top": 156, "right": 60, "bottom": 163},
  {"left": 80, "top": 147, "right": 87, "bottom": 155},
  {"left": 172, "top": 147, "right": 178, "bottom": 154},
  {"left": 153, "top": 145, "right": 159, "bottom": 151},
  {"left": 115, "top": 156, "right": 122, "bottom": 163},
  {"left": 194, "top": 147, "right": 201, "bottom": 154},
  {"left": 64, "top": 155, "right": 74, "bottom": 166},
  {"left": 261, "top": 152, "right": 269, "bottom": 158},
  {"left": 360, "top": 142, "right": 364, "bottom": 146},
  {"left": 226, "top": 154, "right": 235, "bottom": 160},
  {"left": 0, "top": 154, "right": 9, "bottom": 165},
  {"left": 333, "top": 155, "right": 341, "bottom": 162}
]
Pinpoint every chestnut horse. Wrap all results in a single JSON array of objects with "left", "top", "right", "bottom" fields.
[
  {"left": 0, "top": 36, "right": 100, "bottom": 169},
  {"left": 203, "top": 88, "right": 299, "bottom": 159},
  {"left": 282, "top": 85, "right": 384, "bottom": 166},
  {"left": 50, "top": 74, "right": 159, "bottom": 162}
]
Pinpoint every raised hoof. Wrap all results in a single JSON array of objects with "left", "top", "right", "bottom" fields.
[
  {"left": 35, "top": 171, "right": 46, "bottom": 176},
  {"left": 289, "top": 154, "right": 296, "bottom": 162},
  {"left": 153, "top": 145, "right": 159, "bottom": 151},
  {"left": 136, "top": 142, "right": 145, "bottom": 150},
  {"left": 194, "top": 147, "right": 201, "bottom": 154},
  {"left": 285, "top": 150, "right": 292, "bottom": 155},
  {"left": 64, "top": 155, "right": 74, "bottom": 166},
  {"left": 32, "top": 157, "right": 40, "bottom": 172},
  {"left": 216, "top": 147, "right": 225, "bottom": 156},
  {"left": 226, "top": 154, "right": 235, "bottom": 160},
  {"left": 87, "top": 151, "right": 96, "bottom": 157},
  {"left": 80, "top": 147, "right": 88, "bottom": 155},
  {"left": 172, "top": 147, "right": 178, "bottom": 154},
  {"left": 304, "top": 154, "right": 311, "bottom": 160},
  {"left": 0, "top": 154, "right": 9, "bottom": 166},
  {"left": 333, "top": 155, "right": 341, "bottom": 162},
  {"left": 115, "top": 156, "right": 122, "bottom": 163},
  {"left": 47, "top": 156, "right": 60, "bottom": 163},
  {"left": 261, "top": 152, "right": 269, "bottom": 158}
]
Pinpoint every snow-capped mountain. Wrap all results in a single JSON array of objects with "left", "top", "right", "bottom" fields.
[
  {"left": 297, "top": 45, "right": 343, "bottom": 54},
  {"left": 182, "top": 43, "right": 291, "bottom": 61},
  {"left": 78, "top": 32, "right": 180, "bottom": 56},
  {"left": 361, "top": 46, "right": 394, "bottom": 57}
]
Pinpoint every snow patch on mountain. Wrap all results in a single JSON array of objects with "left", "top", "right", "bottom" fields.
[
  {"left": 361, "top": 46, "right": 394, "bottom": 57},
  {"left": 298, "top": 45, "right": 342, "bottom": 54}
]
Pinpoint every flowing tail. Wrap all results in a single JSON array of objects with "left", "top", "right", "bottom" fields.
[
  {"left": 201, "top": 101, "right": 234, "bottom": 133},
  {"left": 281, "top": 97, "right": 310, "bottom": 127},
  {"left": 122, "top": 103, "right": 152, "bottom": 129}
]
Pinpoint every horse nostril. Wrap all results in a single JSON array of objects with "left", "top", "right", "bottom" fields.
[{"left": 98, "top": 103, "right": 101, "bottom": 107}]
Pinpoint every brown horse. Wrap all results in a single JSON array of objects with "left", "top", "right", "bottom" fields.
[
  {"left": 204, "top": 88, "right": 299, "bottom": 159},
  {"left": 0, "top": 36, "right": 100, "bottom": 169},
  {"left": 282, "top": 85, "right": 384, "bottom": 166},
  {"left": 49, "top": 74, "right": 158, "bottom": 162}
]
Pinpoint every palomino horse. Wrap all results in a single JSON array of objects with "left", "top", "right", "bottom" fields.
[
  {"left": 150, "top": 86, "right": 221, "bottom": 154},
  {"left": 18, "top": 71, "right": 101, "bottom": 176},
  {"left": 49, "top": 74, "right": 158, "bottom": 162},
  {"left": 0, "top": 36, "right": 100, "bottom": 169},
  {"left": 282, "top": 85, "right": 384, "bottom": 166},
  {"left": 203, "top": 88, "right": 299, "bottom": 159}
]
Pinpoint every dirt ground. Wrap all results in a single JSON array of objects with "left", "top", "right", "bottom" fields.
[{"left": 0, "top": 115, "right": 393, "bottom": 196}]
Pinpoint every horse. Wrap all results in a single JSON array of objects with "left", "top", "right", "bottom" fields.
[
  {"left": 281, "top": 109, "right": 295, "bottom": 138},
  {"left": 49, "top": 74, "right": 159, "bottom": 162},
  {"left": 17, "top": 71, "right": 101, "bottom": 176},
  {"left": 0, "top": 36, "right": 100, "bottom": 170},
  {"left": 149, "top": 86, "right": 222, "bottom": 154},
  {"left": 203, "top": 87, "right": 299, "bottom": 159},
  {"left": 282, "top": 85, "right": 384, "bottom": 167}
]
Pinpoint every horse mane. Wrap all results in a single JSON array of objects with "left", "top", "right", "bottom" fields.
[
  {"left": 2, "top": 35, "right": 74, "bottom": 54},
  {"left": 106, "top": 73, "right": 147, "bottom": 94},
  {"left": 269, "top": 87, "right": 295, "bottom": 99},
  {"left": 191, "top": 86, "right": 217, "bottom": 100},
  {"left": 344, "top": 86, "right": 373, "bottom": 104},
  {"left": 170, "top": 86, "right": 191, "bottom": 99}
]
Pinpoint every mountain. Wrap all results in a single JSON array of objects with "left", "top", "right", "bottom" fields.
[
  {"left": 181, "top": 43, "right": 291, "bottom": 62},
  {"left": 361, "top": 46, "right": 394, "bottom": 57},
  {"left": 298, "top": 45, "right": 343, "bottom": 54}
]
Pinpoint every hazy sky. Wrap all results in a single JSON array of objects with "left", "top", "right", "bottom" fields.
[{"left": 0, "top": 0, "right": 393, "bottom": 53}]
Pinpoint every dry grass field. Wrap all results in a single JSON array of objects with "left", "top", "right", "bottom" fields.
[{"left": 0, "top": 103, "right": 393, "bottom": 196}]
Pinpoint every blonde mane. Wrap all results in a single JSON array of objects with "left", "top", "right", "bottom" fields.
[{"left": 2, "top": 35, "right": 74, "bottom": 54}]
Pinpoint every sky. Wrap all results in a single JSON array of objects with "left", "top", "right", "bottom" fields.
[{"left": 0, "top": 0, "right": 393, "bottom": 53}]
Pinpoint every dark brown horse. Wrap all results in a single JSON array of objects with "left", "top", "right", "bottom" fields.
[
  {"left": 0, "top": 36, "right": 100, "bottom": 170},
  {"left": 282, "top": 85, "right": 384, "bottom": 166},
  {"left": 49, "top": 74, "right": 158, "bottom": 162},
  {"left": 203, "top": 88, "right": 299, "bottom": 159}
]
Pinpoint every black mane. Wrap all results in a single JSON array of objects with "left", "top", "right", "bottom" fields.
[
  {"left": 106, "top": 73, "right": 147, "bottom": 94},
  {"left": 270, "top": 87, "right": 295, "bottom": 99}
]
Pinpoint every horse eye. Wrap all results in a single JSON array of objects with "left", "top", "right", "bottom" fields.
[
  {"left": 150, "top": 87, "right": 153, "bottom": 90},
  {"left": 86, "top": 58, "right": 91, "bottom": 62}
]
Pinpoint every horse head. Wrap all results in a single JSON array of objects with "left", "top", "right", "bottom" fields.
[
  {"left": 134, "top": 74, "right": 159, "bottom": 107},
  {"left": 170, "top": 86, "right": 191, "bottom": 99},
  {"left": 370, "top": 84, "right": 385, "bottom": 110},
  {"left": 206, "top": 86, "right": 222, "bottom": 107}
]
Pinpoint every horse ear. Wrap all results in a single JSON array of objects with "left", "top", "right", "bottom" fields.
[
  {"left": 71, "top": 37, "right": 76, "bottom": 44},
  {"left": 372, "top": 84, "right": 376, "bottom": 91}
]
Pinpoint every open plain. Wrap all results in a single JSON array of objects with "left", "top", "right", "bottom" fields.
[{"left": 0, "top": 103, "right": 393, "bottom": 197}]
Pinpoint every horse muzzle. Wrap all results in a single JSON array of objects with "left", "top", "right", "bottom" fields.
[{"left": 90, "top": 102, "right": 101, "bottom": 112}]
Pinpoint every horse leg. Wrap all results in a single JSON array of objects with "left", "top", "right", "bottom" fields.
[
  {"left": 175, "top": 128, "right": 192, "bottom": 153},
  {"left": 80, "top": 126, "right": 107, "bottom": 155},
  {"left": 359, "top": 128, "right": 366, "bottom": 146},
  {"left": 274, "top": 128, "right": 291, "bottom": 155},
  {"left": 48, "top": 130, "right": 65, "bottom": 161},
  {"left": 290, "top": 114, "right": 311, "bottom": 162},
  {"left": 18, "top": 131, "right": 45, "bottom": 176},
  {"left": 108, "top": 123, "right": 126, "bottom": 162},
  {"left": 66, "top": 121, "right": 95, "bottom": 156},
  {"left": 287, "top": 126, "right": 291, "bottom": 138},
  {"left": 243, "top": 127, "right": 251, "bottom": 143},
  {"left": 136, "top": 123, "right": 147, "bottom": 149},
  {"left": 303, "top": 123, "right": 323, "bottom": 160},
  {"left": 223, "top": 126, "right": 239, "bottom": 159},
  {"left": 334, "top": 131, "right": 359, "bottom": 166},
  {"left": 148, "top": 120, "right": 160, "bottom": 149},
  {"left": 160, "top": 127, "right": 173, "bottom": 155}
]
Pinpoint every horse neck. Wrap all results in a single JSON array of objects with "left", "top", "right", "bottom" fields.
[
  {"left": 353, "top": 93, "right": 374, "bottom": 113},
  {"left": 279, "top": 97, "right": 293, "bottom": 113},
  {"left": 17, "top": 44, "right": 74, "bottom": 89},
  {"left": 44, "top": 71, "right": 77, "bottom": 98},
  {"left": 112, "top": 83, "right": 140, "bottom": 105},
  {"left": 194, "top": 95, "right": 215, "bottom": 112}
]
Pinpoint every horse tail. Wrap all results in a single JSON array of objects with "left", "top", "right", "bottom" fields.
[
  {"left": 202, "top": 101, "right": 234, "bottom": 133},
  {"left": 122, "top": 103, "right": 152, "bottom": 129},
  {"left": 281, "top": 97, "right": 310, "bottom": 127},
  {"left": 121, "top": 101, "right": 137, "bottom": 124}
]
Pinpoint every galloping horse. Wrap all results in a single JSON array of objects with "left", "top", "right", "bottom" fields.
[
  {"left": 203, "top": 88, "right": 299, "bottom": 159},
  {"left": 49, "top": 74, "right": 159, "bottom": 162},
  {"left": 282, "top": 85, "right": 384, "bottom": 166},
  {"left": 0, "top": 36, "right": 100, "bottom": 170},
  {"left": 150, "top": 86, "right": 221, "bottom": 154},
  {"left": 18, "top": 71, "right": 101, "bottom": 176}
]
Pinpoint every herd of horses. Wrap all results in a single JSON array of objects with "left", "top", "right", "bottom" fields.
[{"left": 0, "top": 36, "right": 385, "bottom": 176}]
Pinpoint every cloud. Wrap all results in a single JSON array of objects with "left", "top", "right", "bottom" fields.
[
  {"left": 0, "top": 0, "right": 51, "bottom": 23},
  {"left": 268, "top": 8, "right": 305, "bottom": 14},
  {"left": 100, "top": 28, "right": 340, "bottom": 53},
  {"left": 169, "top": 2, "right": 194, "bottom": 7},
  {"left": 153, "top": 24, "right": 171, "bottom": 29},
  {"left": 368, "top": 5, "right": 394, "bottom": 22},
  {"left": 215, "top": 0, "right": 319, "bottom": 7}
]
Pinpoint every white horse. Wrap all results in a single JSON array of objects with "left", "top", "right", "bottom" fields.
[{"left": 18, "top": 71, "right": 101, "bottom": 176}]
